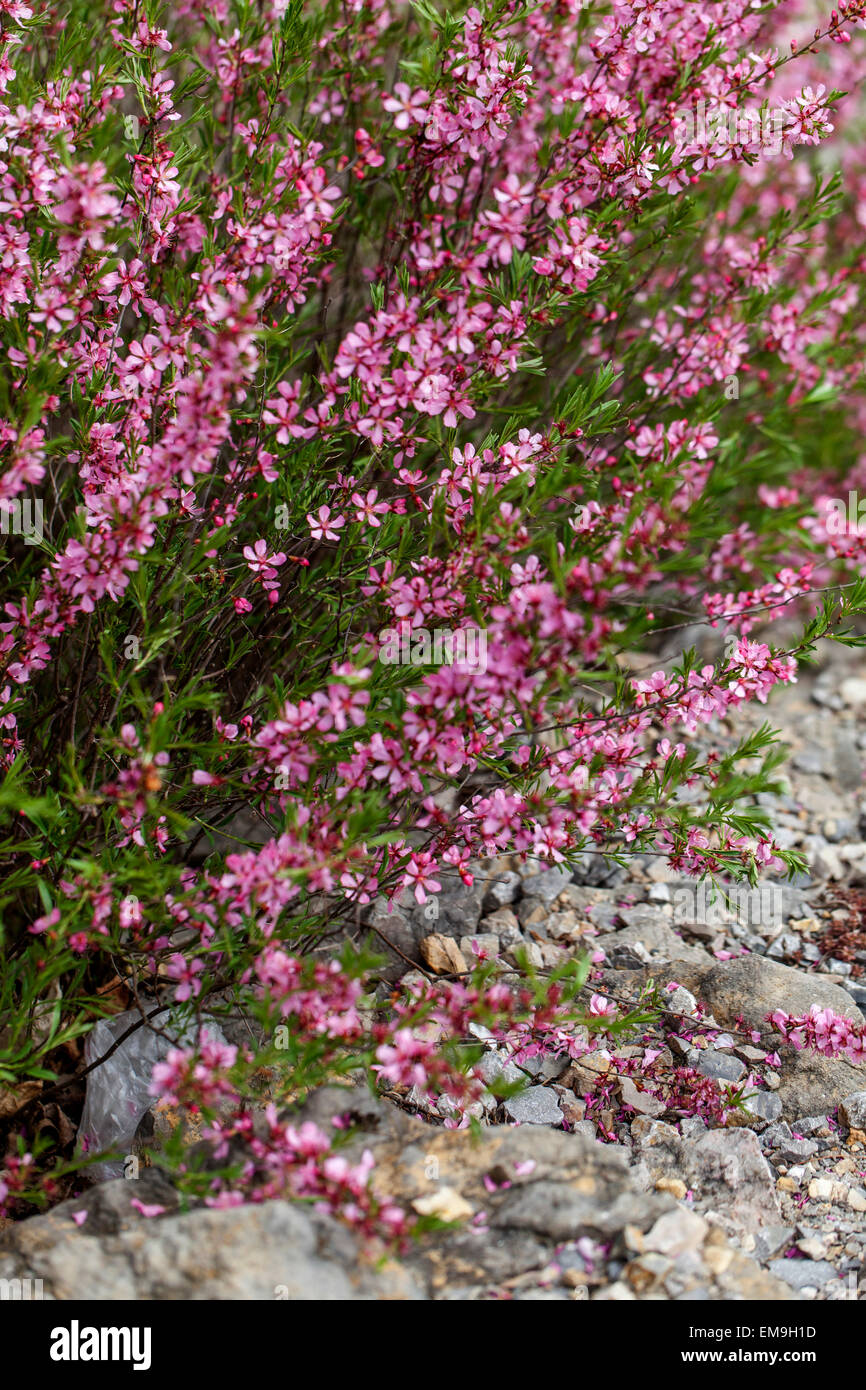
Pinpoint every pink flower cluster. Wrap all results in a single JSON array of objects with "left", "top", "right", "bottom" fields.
[{"left": 768, "top": 1006, "right": 866, "bottom": 1064}]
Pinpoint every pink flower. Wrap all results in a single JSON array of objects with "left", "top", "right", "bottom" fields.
[
  {"left": 243, "top": 540, "right": 287, "bottom": 585},
  {"left": 383, "top": 82, "right": 429, "bottom": 130},
  {"left": 374, "top": 1029, "right": 434, "bottom": 1087},
  {"left": 165, "top": 953, "right": 204, "bottom": 1001},
  {"left": 351, "top": 489, "right": 389, "bottom": 527},
  {"left": 589, "top": 994, "right": 614, "bottom": 1018},
  {"left": 130, "top": 1199, "right": 167, "bottom": 1217},
  {"left": 403, "top": 851, "right": 441, "bottom": 904},
  {"left": 29, "top": 907, "right": 60, "bottom": 935},
  {"left": 307, "top": 506, "right": 345, "bottom": 542}
]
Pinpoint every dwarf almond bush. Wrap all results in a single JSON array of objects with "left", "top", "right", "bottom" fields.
[{"left": 3, "top": 0, "right": 866, "bottom": 1230}]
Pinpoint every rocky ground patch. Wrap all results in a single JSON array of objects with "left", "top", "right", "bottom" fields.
[{"left": 4, "top": 641, "right": 866, "bottom": 1301}]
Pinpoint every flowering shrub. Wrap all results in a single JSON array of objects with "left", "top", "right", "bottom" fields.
[
  {"left": 769, "top": 1005, "right": 866, "bottom": 1062},
  {"left": 4, "top": 0, "right": 866, "bottom": 1228}
]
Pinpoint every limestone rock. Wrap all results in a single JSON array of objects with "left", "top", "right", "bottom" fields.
[
  {"left": 632, "top": 1122, "right": 781, "bottom": 1235},
  {"left": 839, "top": 1090, "right": 866, "bottom": 1130},
  {"left": 502, "top": 1086, "right": 564, "bottom": 1126},
  {"left": 0, "top": 1181, "right": 422, "bottom": 1301},
  {"left": 768, "top": 1258, "right": 842, "bottom": 1291},
  {"left": 663, "top": 954, "right": 864, "bottom": 1032},
  {"left": 482, "top": 872, "right": 521, "bottom": 913},
  {"left": 420, "top": 933, "right": 468, "bottom": 974},
  {"left": 595, "top": 921, "right": 711, "bottom": 967}
]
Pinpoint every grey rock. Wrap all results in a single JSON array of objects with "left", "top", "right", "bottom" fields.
[
  {"left": 835, "top": 734, "right": 863, "bottom": 791},
  {"left": 840, "top": 677, "right": 866, "bottom": 707},
  {"left": 619, "top": 1076, "right": 666, "bottom": 1118},
  {"left": 767, "top": 883, "right": 809, "bottom": 922},
  {"left": 475, "top": 1048, "right": 525, "bottom": 1092},
  {"left": 185, "top": 805, "right": 273, "bottom": 864},
  {"left": 595, "top": 921, "right": 710, "bottom": 967},
  {"left": 752, "top": 1225, "right": 796, "bottom": 1261},
  {"left": 9, "top": 1081, "right": 801, "bottom": 1302},
  {"left": 766, "top": 932, "right": 802, "bottom": 960},
  {"left": 492, "top": 1180, "right": 674, "bottom": 1243},
  {"left": 792, "top": 748, "right": 831, "bottom": 776},
  {"left": 618, "top": 905, "right": 674, "bottom": 933},
  {"left": 685, "top": 881, "right": 805, "bottom": 934},
  {"left": 811, "top": 682, "right": 843, "bottom": 710},
  {"left": 555, "top": 884, "right": 617, "bottom": 913},
  {"left": 826, "top": 958, "right": 853, "bottom": 977},
  {"left": 570, "top": 852, "right": 629, "bottom": 888},
  {"left": 596, "top": 943, "right": 653, "bottom": 970},
  {"left": 823, "top": 817, "right": 856, "bottom": 844},
  {"left": 679, "top": 1117, "right": 708, "bottom": 1140},
  {"left": 791, "top": 1115, "right": 833, "bottom": 1137},
  {"left": 796, "top": 1234, "right": 830, "bottom": 1260},
  {"left": 0, "top": 1184, "right": 422, "bottom": 1300},
  {"left": 787, "top": 871, "right": 814, "bottom": 890},
  {"left": 842, "top": 982, "right": 866, "bottom": 1009},
  {"left": 410, "top": 877, "right": 486, "bottom": 940},
  {"left": 666, "top": 986, "right": 700, "bottom": 1018},
  {"left": 761, "top": 1121, "right": 792, "bottom": 1149},
  {"left": 807, "top": 841, "right": 844, "bottom": 880},
  {"left": 503, "top": 1086, "right": 564, "bottom": 1127},
  {"left": 690, "top": 1050, "right": 746, "bottom": 1084},
  {"left": 518, "top": 1052, "right": 570, "bottom": 1082},
  {"left": 38, "top": 1171, "right": 180, "bottom": 1237},
  {"left": 290, "top": 1080, "right": 408, "bottom": 1136},
  {"left": 480, "top": 907, "right": 524, "bottom": 949},
  {"left": 633, "top": 1124, "right": 781, "bottom": 1235},
  {"left": 743, "top": 1091, "right": 783, "bottom": 1123},
  {"left": 587, "top": 903, "right": 628, "bottom": 932},
  {"left": 410, "top": 1229, "right": 550, "bottom": 1293},
  {"left": 544, "top": 911, "right": 585, "bottom": 941},
  {"left": 773, "top": 1047, "right": 866, "bottom": 1121},
  {"left": 458, "top": 933, "right": 501, "bottom": 963},
  {"left": 731, "top": 927, "right": 771, "bottom": 953},
  {"left": 482, "top": 872, "right": 521, "bottom": 914},
  {"left": 647, "top": 884, "right": 671, "bottom": 903},
  {"left": 518, "top": 865, "right": 574, "bottom": 902},
  {"left": 779, "top": 1139, "right": 819, "bottom": 1162},
  {"left": 843, "top": 859, "right": 866, "bottom": 889},
  {"left": 644, "top": 1207, "right": 708, "bottom": 1256},
  {"left": 571, "top": 1120, "right": 598, "bottom": 1139},
  {"left": 516, "top": 896, "right": 551, "bottom": 928},
  {"left": 363, "top": 897, "right": 428, "bottom": 980},
  {"left": 688, "top": 1129, "right": 781, "bottom": 1231},
  {"left": 768, "top": 1258, "right": 841, "bottom": 1291},
  {"left": 839, "top": 1091, "right": 866, "bottom": 1129},
  {"left": 757, "top": 790, "right": 797, "bottom": 809}
]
